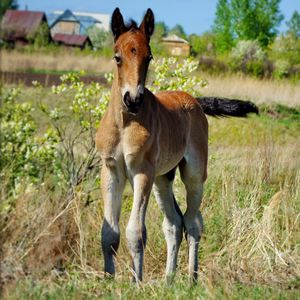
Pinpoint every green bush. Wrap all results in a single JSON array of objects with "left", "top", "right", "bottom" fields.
[{"left": 229, "top": 40, "right": 267, "bottom": 77}]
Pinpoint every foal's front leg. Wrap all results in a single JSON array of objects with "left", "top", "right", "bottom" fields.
[
  {"left": 126, "top": 161, "right": 154, "bottom": 282},
  {"left": 101, "top": 159, "right": 126, "bottom": 277}
]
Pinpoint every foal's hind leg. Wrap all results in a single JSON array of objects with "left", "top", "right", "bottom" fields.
[
  {"left": 153, "top": 170, "right": 183, "bottom": 281},
  {"left": 101, "top": 160, "right": 126, "bottom": 277},
  {"left": 179, "top": 159, "right": 205, "bottom": 281}
]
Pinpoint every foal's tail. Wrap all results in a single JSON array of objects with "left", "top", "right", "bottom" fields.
[{"left": 197, "top": 96, "right": 259, "bottom": 117}]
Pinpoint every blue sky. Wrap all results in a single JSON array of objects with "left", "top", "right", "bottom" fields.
[{"left": 18, "top": 0, "right": 299, "bottom": 35}]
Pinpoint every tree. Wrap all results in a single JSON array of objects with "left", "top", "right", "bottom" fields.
[
  {"left": 213, "top": 0, "right": 234, "bottom": 53},
  {"left": 189, "top": 32, "right": 216, "bottom": 56},
  {"left": 0, "top": 0, "right": 18, "bottom": 19},
  {"left": 87, "top": 26, "right": 109, "bottom": 50},
  {"left": 286, "top": 11, "right": 300, "bottom": 38},
  {"left": 150, "top": 22, "right": 169, "bottom": 55},
  {"left": 213, "top": 0, "right": 283, "bottom": 50},
  {"left": 169, "top": 24, "right": 186, "bottom": 39},
  {"left": 153, "top": 22, "right": 168, "bottom": 39}
]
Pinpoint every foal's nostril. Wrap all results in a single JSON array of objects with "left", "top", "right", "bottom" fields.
[
  {"left": 123, "top": 91, "right": 144, "bottom": 114},
  {"left": 124, "top": 91, "right": 131, "bottom": 107}
]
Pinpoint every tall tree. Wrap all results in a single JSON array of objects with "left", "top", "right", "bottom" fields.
[
  {"left": 0, "top": 0, "right": 18, "bottom": 19},
  {"left": 170, "top": 24, "right": 186, "bottom": 39},
  {"left": 213, "top": 0, "right": 234, "bottom": 53},
  {"left": 213, "top": 0, "right": 283, "bottom": 50},
  {"left": 286, "top": 11, "right": 300, "bottom": 38}
]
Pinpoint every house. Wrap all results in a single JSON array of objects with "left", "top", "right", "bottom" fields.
[
  {"left": 47, "top": 9, "right": 95, "bottom": 49},
  {"left": 52, "top": 33, "right": 92, "bottom": 49},
  {"left": 47, "top": 9, "right": 110, "bottom": 36},
  {"left": 162, "top": 34, "right": 190, "bottom": 57},
  {"left": 70, "top": 11, "right": 110, "bottom": 31},
  {"left": 47, "top": 9, "right": 84, "bottom": 36},
  {"left": 0, "top": 10, "right": 51, "bottom": 47}
]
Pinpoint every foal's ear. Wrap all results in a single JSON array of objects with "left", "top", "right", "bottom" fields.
[
  {"left": 111, "top": 8, "right": 126, "bottom": 41},
  {"left": 139, "top": 8, "right": 155, "bottom": 41}
]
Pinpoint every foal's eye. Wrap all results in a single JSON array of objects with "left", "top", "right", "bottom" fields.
[
  {"left": 114, "top": 55, "right": 121, "bottom": 65},
  {"left": 147, "top": 54, "right": 153, "bottom": 63}
]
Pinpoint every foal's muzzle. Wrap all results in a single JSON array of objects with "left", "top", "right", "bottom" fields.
[{"left": 123, "top": 91, "right": 144, "bottom": 114}]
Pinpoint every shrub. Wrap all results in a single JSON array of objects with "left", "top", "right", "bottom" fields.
[{"left": 230, "top": 40, "right": 267, "bottom": 77}]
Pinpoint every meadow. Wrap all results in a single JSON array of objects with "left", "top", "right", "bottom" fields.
[{"left": 0, "top": 56, "right": 299, "bottom": 299}]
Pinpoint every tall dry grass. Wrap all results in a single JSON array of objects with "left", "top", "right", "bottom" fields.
[
  {"left": 1, "top": 50, "right": 299, "bottom": 108},
  {"left": 201, "top": 73, "right": 300, "bottom": 107},
  {"left": 1, "top": 115, "right": 299, "bottom": 297},
  {"left": 0, "top": 50, "right": 113, "bottom": 74}
]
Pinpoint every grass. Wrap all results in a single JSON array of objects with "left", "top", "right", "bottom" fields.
[
  {"left": 0, "top": 49, "right": 114, "bottom": 75},
  {"left": 1, "top": 84, "right": 300, "bottom": 299},
  {"left": 200, "top": 73, "right": 300, "bottom": 107}
]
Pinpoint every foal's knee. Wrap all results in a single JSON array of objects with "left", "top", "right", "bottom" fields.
[
  {"left": 183, "top": 211, "right": 203, "bottom": 240},
  {"left": 162, "top": 215, "right": 183, "bottom": 243},
  {"left": 126, "top": 224, "right": 147, "bottom": 254}
]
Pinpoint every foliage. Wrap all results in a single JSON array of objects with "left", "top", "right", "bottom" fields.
[
  {"left": 230, "top": 40, "right": 267, "bottom": 76},
  {"left": 213, "top": 0, "right": 283, "bottom": 50},
  {"left": 286, "top": 10, "right": 300, "bottom": 38},
  {"left": 149, "top": 57, "right": 207, "bottom": 94},
  {"left": 189, "top": 32, "right": 216, "bottom": 56},
  {"left": 0, "top": 87, "right": 59, "bottom": 194},
  {"left": 150, "top": 22, "right": 169, "bottom": 56},
  {"left": 1, "top": 59, "right": 299, "bottom": 298},
  {"left": 0, "top": 0, "right": 18, "bottom": 19},
  {"left": 0, "top": 73, "right": 110, "bottom": 197},
  {"left": 87, "top": 26, "right": 110, "bottom": 50},
  {"left": 213, "top": 0, "right": 234, "bottom": 53},
  {"left": 27, "top": 22, "right": 51, "bottom": 48},
  {"left": 269, "top": 34, "right": 300, "bottom": 78},
  {"left": 169, "top": 24, "right": 187, "bottom": 39}
]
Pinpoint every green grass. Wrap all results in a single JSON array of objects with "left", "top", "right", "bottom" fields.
[
  {"left": 1, "top": 86, "right": 299, "bottom": 299},
  {"left": 5, "top": 276, "right": 300, "bottom": 300}
]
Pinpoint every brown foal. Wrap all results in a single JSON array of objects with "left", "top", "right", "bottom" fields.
[{"left": 96, "top": 8, "right": 258, "bottom": 282}]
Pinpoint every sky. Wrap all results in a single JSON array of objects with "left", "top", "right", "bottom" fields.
[{"left": 17, "top": 0, "right": 299, "bottom": 35}]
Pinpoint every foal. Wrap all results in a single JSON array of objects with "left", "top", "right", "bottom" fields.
[{"left": 96, "top": 8, "right": 258, "bottom": 282}]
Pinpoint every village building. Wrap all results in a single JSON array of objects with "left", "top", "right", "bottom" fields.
[
  {"left": 52, "top": 33, "right": 92, "bottom": 49},
  {"left": 55, "top": 11, "right": 110, "bottom": 32},
  {"left": 162, "top": 34, "right": 190, "bottom": 57},
  {"left": 0, "top": 10, "right": 51, "bottom": 47},
  {"left": 47, "top": 9, "right": 110, "bottom": 36}
]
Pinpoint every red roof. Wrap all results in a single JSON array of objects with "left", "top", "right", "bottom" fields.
[
  {"left": 53, "top": 33, "right": 90, "bottom": 46},
  {"left": 1, "top": 10, "right": 46, "bottom": 40}
]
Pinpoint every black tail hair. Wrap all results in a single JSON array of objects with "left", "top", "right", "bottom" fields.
[{"left": 197, "top": 96, "right": 259, "bottom": 117}]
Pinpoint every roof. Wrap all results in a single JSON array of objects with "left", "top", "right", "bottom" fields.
[
  {"left": 48, "top": 10, "right": 102, "bottom": 35},
  {"left": 54, "top": 10, "right": 110, "bottom": 31},
  {"left": 48, "top": 9, "right": 79, "bottom": 28},
  {"left": 162, "top": 34, "right": 189, "bottom": 44},
  {"left": 53, "top": 33, "right": 91, "bottom": 46},
  {"left": 1, "top": 10, "right": 47, "bottom": 40},
  {"left": 72, "top": 11, "right": 110, "bottom": 31}
]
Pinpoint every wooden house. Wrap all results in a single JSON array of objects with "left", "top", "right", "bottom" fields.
[
  {"left": 162, "top": 34, "right": 190, "bottom": 57},
  {"left": 0, "top": 10, "right": 51, "bottom": 47}
]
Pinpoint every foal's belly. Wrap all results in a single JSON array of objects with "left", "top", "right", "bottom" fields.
[{"left": 154, "top": 135, "right": 187, "bottom": 176}]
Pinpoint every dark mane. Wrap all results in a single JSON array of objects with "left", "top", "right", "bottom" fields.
[{"left": 125, "top": 19, "right": 138, "bottom": 31}]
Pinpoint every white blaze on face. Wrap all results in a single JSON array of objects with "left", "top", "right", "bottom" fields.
[{"left": 121, "top": 83, "right": 145, "bottom": 100}]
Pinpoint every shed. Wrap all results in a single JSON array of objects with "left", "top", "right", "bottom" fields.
[
  {"left": 0, "top": 10, "right": 51, "bottom": 47},
  {"left": 53, "top": 33, "right": 92, "bottom": 49},
  {"left": 162, "top": 34, "right": 190, "bottom": 57}
]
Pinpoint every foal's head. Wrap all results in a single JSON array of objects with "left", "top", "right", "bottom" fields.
[{"left": 111, "top": 8, "right": 155, "bottom": 114}]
